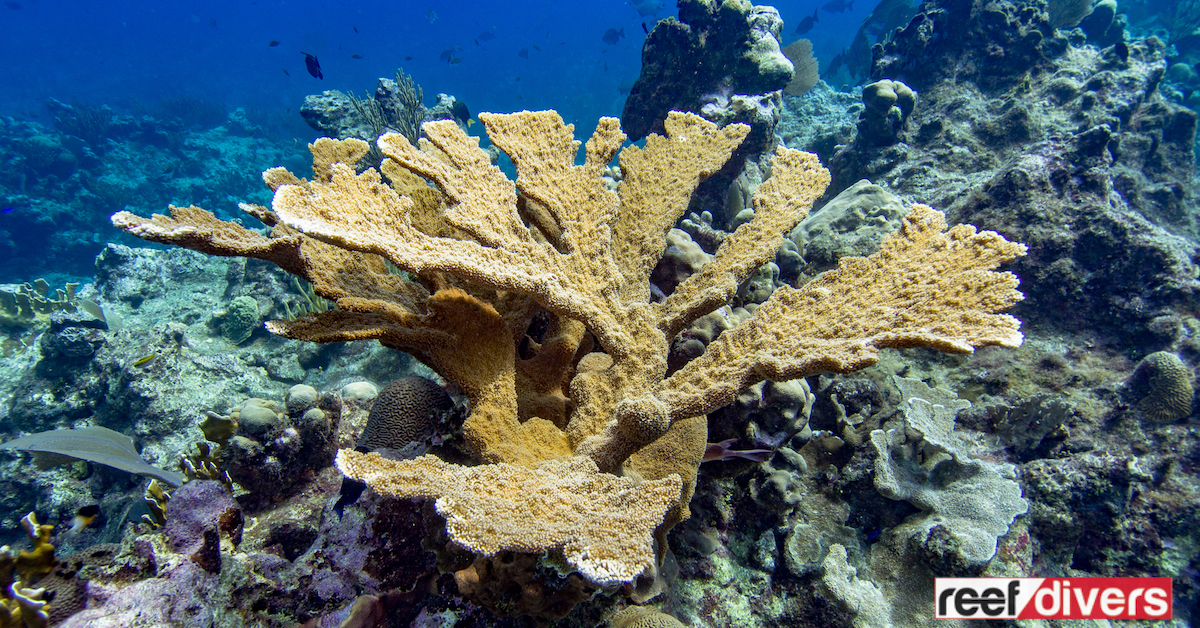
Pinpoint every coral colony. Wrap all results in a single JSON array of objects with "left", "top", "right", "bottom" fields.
[{"left": 0, "top": 0, "right": 1197, "bottom": 626}]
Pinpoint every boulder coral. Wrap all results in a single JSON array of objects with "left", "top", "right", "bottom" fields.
[{"left": 111, "top": 109, "right": 1025, "bottom": 612}]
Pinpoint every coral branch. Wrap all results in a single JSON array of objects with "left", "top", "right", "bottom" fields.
[{"left": 656, "top": 204, "right": 1026, "bottom": 420}]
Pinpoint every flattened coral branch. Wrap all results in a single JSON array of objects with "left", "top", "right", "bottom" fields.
[
  {"left": 656, "top": 205, "right": 1027, "bottom": 420},
  {"left": 613, "top": 112, "right": 750, "bottom": 301},
  {"left": 110, "top": 204, "right": 429, "bottom": 312},
  {"left": 335, "top": 452, "right": 682, "bottom": 586},
  {"left": 657, "top": 147, "right": 830, "bottom": 337}
]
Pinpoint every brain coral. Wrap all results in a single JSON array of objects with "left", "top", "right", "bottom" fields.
[
  {"left": 358, "top": 377, "right": 453, "bottom": 450},
  {"left": 610, "top": 606, "right": 686, "bottom": 628},
  {"left": 1131, "top": 351, "right": 1194, "bottom": 422}
]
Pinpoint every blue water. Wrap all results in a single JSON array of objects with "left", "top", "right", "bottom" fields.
[{"left": 0, "top": 0, "right": 874, "bottom": 128}]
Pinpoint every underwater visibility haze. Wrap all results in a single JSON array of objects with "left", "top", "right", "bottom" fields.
[{"left": 0, "top": 0, "right": 1199, "bottom": 626}]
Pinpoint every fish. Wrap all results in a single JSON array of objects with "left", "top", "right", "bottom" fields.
[
  {"left": 439, "top": 49, "right": 453, "bottom": 62},
  {"left": 701, "top": 438, "right": 774, "bottom": 463},
  {"left": 426, "top": 10, "right": 437, "bottom": 23},
  {"left": 451, "top": 99, "right": 471, "bottom": 124},
  {"left": 70, "top": 504, "right": 104, "bottom": 533},
  {"left": 514, "top": 76, "right": 521, "bottom": 81},
  {"left": 532, "top": 44, "right": 541, "bottom": 51},
  {"left": 131, "top": 354, "right": 157, "bottom": 368},
  {"left": 617, "top": 78, "right": 633, "bottom": 94},
  {"left": 822, "top": 0, "right": 854, "bottom": 12},
  {"left": 353, "top": 25, "right": 359, "bottom": 33},
  {"left": 351, "top": 53, "right": 363, "bottom": 59},
  {"left": 281, "top": 68, "right": 290, "bottom": 76},
  {"left": 602, "top": 27, "right": 625, "bottom": 45},
  {"left": 404, "top": 55, "right": 413, "bottom": 60},
  {"left": 518, "top": 48, "right": 529, "bottom": 59},
  {"left": 632, "top": 0, "right": 665, "bottom": 17},
  {"left": 301, "top": 52, "right": 322, "bottom": 79},
  {"left": 268, "top": 40, "right": 280, "bottom": 47},
  {"left": 822, "top": 47, "right": 847, "bottom": 78},
  {"left": 449, "top": 57, "right": 463, "bottom": 65},
  {"left": 642, "top": 21, "right": 649, "bottom": 34},
  {"left": 477, "top": 30, "right": 495, "bottom": 42},
  {"left": 333, "top": 477, "right": 366, "bottom": 518},
  {"left": 794, "top": 8, "right": 819, "bottom": 34}
]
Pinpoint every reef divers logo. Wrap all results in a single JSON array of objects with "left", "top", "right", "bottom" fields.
[{"left": 935, "top": 578, "right": 1172, "bottom": 620}]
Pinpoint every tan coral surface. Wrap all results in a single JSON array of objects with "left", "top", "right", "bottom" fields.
[{"left": 336, "top": 451, "right": 681, "bottom": 585}]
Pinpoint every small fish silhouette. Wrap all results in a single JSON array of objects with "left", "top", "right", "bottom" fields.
[
  {"left": 353, "top": 25, "right": 359, "bottom": 33},
  {"left": 404, "top": 55, "right": 413, "bottom": 60},
  {"left": 301, "top": 52, "right": 322, "bottom": 79},
  {"left": 449, "top": 57, "right": 463, "bottom": 65},
  {"left": 642, "top": 21, "right": 649, "bottom": 34},
  {"left": 822, "top": 0, "right": 854, "bottom": 13},
  {"left": 268, "top": 40, "right": 280, "bottom": 47},
  {"left": 794, "top": 8, "right": 819, "bottom": 34},
  {"left": 518, "top": 48, "right": 529, "bottom": 59},
  {"left": 451, "top": 99, "right": 471, "bottom": 124},
  {"left": 602, "top": 27, "right": 624, "bottom": 46},
  {"left": 351, "top": 53, "right": 363, "bottom": 59},
  {"left": 823, "top": 47, "right": 847, "bottom": 78},
  {"left": 426, "top": 9, "right": 437, "bottom": 23},
  {"left": 532, "top": 44, "right": 541, "bottom": 51}
]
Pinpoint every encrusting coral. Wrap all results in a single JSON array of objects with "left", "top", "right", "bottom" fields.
[{"left": 111, "top": 109, "right": 1026, "bottom": 606}]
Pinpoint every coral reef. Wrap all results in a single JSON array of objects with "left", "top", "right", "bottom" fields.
[{"left": 110, "top": 104, "right": 1026, "bottom": 622}]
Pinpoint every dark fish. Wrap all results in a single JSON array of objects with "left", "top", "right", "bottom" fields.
[
  {"left": 333, "top": 477, "right": 366, "bottom": 518},
  {"left": 351, "top": 53, "right": 363, "bottom": 59},
  {"left": 532, "top": 44, "right": 541, "bottom": 51},
  {"left": 281, "top": 68, "right": 290, "bottom": 76},
  {"left": 477, "top": 30, "right": 495, "bottom": 42},
  {"left": 301, "top": 52, "right": 322, "bottom": 79},
  {"left": 449, "top": 57, "right": 463, "bottom": 65},
  {"left": 642, "top": 21, "right": 649, "bottom": 34},
  {"left": 268, "top": 40, "right": 280, "bottom": 47},
  {"left": 439, "top": 49, "right": 454, "bottom": 62},
  {"left": 426, "top": 9, "right": 437, "bottom": 23},
  {"left": 404, "top": 55, "right": 413, "bottom": 60},
  {"left": 823, "top": 47, "right": 847, "bottom": 77},
  {"left": 518, "top": 48, "right": 529, "bottom": 59},
  {"left": 617, "top": 78, "right": 633, "bottom": 94},
  {"left": 3, "top": 2, "right": 22, "bottom": 9},
  {"left": 353, "top": 25, "right": 359, "bottom": 33},
  {"left": 822, "top": 0, "right": 854, "bottom": 12},
  {"left": 451, "top": 99, "right": 471, "bottom": 123},
  {"left": 794, "top": 8, "right": 819, "bottom": 34},
  {"left": 70, "top": 504, "right": 104, "bottom": 533},
  {"left": 604, "top": 61, "right": 609, "bottom": 71},
  {"left": 514, "top": 76, "right": 521, "bottom": 81},
  {"left": 602, "top": 27, "right": 625, "bottom": 46}
]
